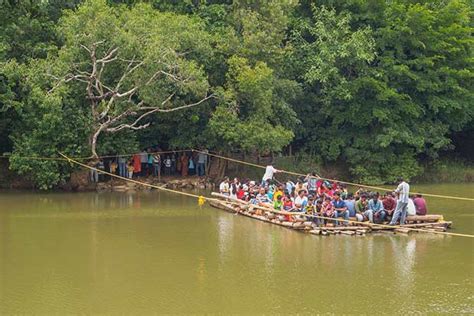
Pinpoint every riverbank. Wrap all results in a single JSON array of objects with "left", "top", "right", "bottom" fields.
[
  {"left": 1, "top": 155, "right": 472, "bottom": 191},
  {"left": 0, "top": 160, "right": 214, "bottom": 191}
]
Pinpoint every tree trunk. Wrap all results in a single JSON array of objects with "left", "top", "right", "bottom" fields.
[{"left": 89, "top": 126, "right": 104, "bottom": 160}]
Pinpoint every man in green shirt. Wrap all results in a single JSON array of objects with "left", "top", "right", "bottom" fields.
[{"left": 355, "top": 195, "right": 368, "bottom": 222}]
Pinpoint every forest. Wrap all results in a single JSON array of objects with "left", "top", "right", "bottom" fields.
[{"left": 0, "top": 0, "right": 472, "bottom": 189}]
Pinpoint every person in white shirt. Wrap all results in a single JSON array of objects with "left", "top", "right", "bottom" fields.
[
  {"left": 261, "top": 165, "right": 280, "bottom": 186},
  {"left": 294, "top": 190, "right": 308, "bottom": 212},
  {"left": 219, "top": 177, "right": 230, "bottom": 196},
  {"left": 407, "top": 197, "right": 416, "bottom": 216},
  {"left": 389, "top": 177, "right": 410, "bottom": 225}
]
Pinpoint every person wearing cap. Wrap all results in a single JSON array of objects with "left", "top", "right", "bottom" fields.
[{"left": 389, "top": 177, "right": 410, "bottom": 225}]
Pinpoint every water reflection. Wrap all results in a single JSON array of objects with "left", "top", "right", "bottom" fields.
[{"left": 0, "top": 188, "right": 472, "bottom": 314}]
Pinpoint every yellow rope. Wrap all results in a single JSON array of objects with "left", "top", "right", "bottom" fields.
[
  {"left": 58, "top": 152, "right": 217, "bottom": 202},
  {"left": 192, "top": 149, "right": 474, "bottom": 202},
  {"left": 2, "top": 149, "right": 472, "bottom": 201},
  {"left": 217, "top": 197, "right": 474, "bottom": 238},
  {"left": 60, "top": 152, "right": 474, "bottom": 238}
]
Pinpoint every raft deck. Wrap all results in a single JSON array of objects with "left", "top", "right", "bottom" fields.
[{"left": 209, "top": 193, "right": 452, "bottom": 237}]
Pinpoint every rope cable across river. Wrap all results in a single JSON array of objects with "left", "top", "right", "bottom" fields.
[
  {"left": 2, "top": 149, "right": 473, "bottom": 201},
  {"left": 58, "top": 152, "right": 474, "bottom": 239}
]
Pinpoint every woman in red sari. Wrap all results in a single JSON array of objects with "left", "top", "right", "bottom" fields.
[
  {"left": 180, "top": 153, "right": 189, "bottom": 177},
  {"left": 133, "top": 154, "right": 141, "bottom": 176}
]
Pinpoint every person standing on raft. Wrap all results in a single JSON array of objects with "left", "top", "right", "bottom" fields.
[
  {"left": 261, "top": 164, "right": 281, "bottom": 186},
  {"left": 389, "top": 177, "right": 410, "bottom": 225}
]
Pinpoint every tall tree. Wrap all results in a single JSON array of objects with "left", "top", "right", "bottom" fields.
[{"left": 47, "top": 0, "right": 213, "bottom": 158}]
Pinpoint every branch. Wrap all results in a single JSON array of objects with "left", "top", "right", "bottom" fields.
[
  {"left": 47, "top": 73, "right": 90, "bottom": 93},
  {"left": 106, "top": 93, "right": 214, "bottom": 133},
  {"left": 140, "top": 93, "right": 214, "bottom": 113}
]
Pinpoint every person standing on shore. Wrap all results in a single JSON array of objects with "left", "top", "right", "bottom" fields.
[
  {"left": 140, "top": 150, "right": 148, "bottom": 176},
  {"left": 180, "top": 153, "right": 189, "bottom": 177},
  {"left": 118, "top": 156, "right": 127, "bottom": 177},
  {"left": 197, "top": 150, "right": 207, "bottom": 176},
  {"left": 389, "top": 177, "right": 410, "bottom": 225}
]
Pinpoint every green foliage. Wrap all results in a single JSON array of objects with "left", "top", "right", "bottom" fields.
[
  {"left": 1, "top": 59, "right": 90, "bottom": 189},
  {"left": 207, "top": 56, "right": 295, "bottom": 153},
  {"left": 0, "top": 0, "right": 472, "bottom": 188},
  {"left": 290, "top": 1, "right": 473, "bottom": 183}
]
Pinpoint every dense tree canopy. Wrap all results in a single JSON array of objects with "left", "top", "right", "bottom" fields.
[{"left": 0, "top": 0, "right": 472, "bottom": 188}]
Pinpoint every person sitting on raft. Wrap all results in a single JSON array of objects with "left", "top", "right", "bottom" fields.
[
  {"left": 355, "top": 194, "right": 368, "bottom": 222},
  {"left": 294, "top": 190, "right": 308, "bottom": 212},
  {"left": 382, "top": 192, "right": 396, "bottom": 219},
  {"left": 344, "top": 193, "right": 357, "bottom": 219},
  {"left": 366, "top": 192, "right": 386, "bottom": 223},
  {"left": 304, "top": 195, "right": 316, "bottom": 220},
  {"left": 280, "top": 193, "right": 294, "bottom": 221},
  {"left": 313, "top": 199, "right": 324, "bottom": 226},
  {"left": 332, "top": 192, "right": 349, "bottom": 226},
  {"left": 322, "top": 196, "right": 335, "bottom": 225},
  {"left": 253, "top": 187, "right": 272, "bottom": 206},
  {"left": 413, "top": 194, "right": 428, "bottom": 215},
  {"left": 219, "top": 177, "right": 230, "bottom": 196},
  {"left": 273, "top": 184, "right": 284, "bottom": 202}
]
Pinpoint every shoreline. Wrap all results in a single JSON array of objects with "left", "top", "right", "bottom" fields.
[{"left": 1, "top": 157, "right": 473, "bottom": 191}]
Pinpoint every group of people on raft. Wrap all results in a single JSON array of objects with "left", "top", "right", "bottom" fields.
[{"left": 218, "top": 165, "right": 428, "bottom": 226}]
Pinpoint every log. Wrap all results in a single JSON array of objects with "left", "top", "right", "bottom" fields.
[
  {"left": 396, "top": 222, "right": 448, "bottom": 228},
  {"left": 319, "top": 226, "right": 366, "bottom": 231},
  {"left": 405, "top": 215, "right": 443, "bottom": 222},
  {"left": 209, "top": 198, "right": 452, "bottom": 238},
  {"left": 340, "top": 230, "right": 356, "bottom": 236},
  {"left": 292, "top": 222, "right": 306, "bottom": 230},
  {"left": 394, "top": 228, "right": 411, "bottom": 234}
]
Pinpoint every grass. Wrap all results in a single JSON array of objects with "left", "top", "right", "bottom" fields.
[{"left": 414, "top": 159, "right": 474, "bottom": 183}]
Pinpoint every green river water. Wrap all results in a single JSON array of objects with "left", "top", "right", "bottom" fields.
[{"left": 0, "top": 184, "right": 473, "bottom": 314}]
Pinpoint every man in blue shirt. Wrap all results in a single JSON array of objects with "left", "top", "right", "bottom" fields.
[
  {"left": 344, "top": 193, "right": 356, "bottom": 217},
  {"left": 366, "top": 192, "right": 386, "bottom": 223},
  {"left": 332, "top": 192, "right": 349, "bottom": 226}
]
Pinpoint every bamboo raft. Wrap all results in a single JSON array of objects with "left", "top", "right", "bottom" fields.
[{"left": 210, "top": 193, "right": 453, "bottom": 237}]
